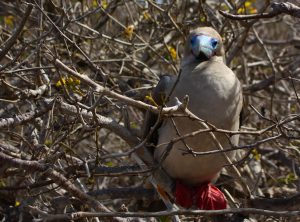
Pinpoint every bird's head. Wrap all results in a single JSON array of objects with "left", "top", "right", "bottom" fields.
[{"left": 183, "top": 27, "right": 224, "bottom": 64}]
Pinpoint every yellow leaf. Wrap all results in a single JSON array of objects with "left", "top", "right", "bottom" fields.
[
  {"left": 245, "top": 2, "right": 252, "bottom": 8},
  {"left": 290, "top": 104, "right": 296, "bottom": 113},
  {"left": 237, "top": 7, "right": 245, "bottom": 14},
  {"left": 199, "top": 16, "right": 206, "bottom": 23},
  {"left": 4, "top": 15, "right": 13, "bottom": 27},
  {"left": 130, "top": 122, "right": 138, "bottom": 129},
  {"left": 145, "top": 94, "right": 158, "bottom": 107},
  {"left": 167, "top": 46, "right": 177, "bottom": 60},
  {"left": 92, "top": 0, "right": 98, "bottom": 8},
  {"left": 15, "top": 201, "right": 21, "bottom": 207},
  {"left": 251, "top": 148, "right": 261, "bottom": 161},
  {"left": 55, "top": 78, "right": 66, "bottom": 87},
  {"left": 87, "top": 176, "right": 95, "bottom": 185},
  {"left": 105, "top": 161, "right": 114, "bottom": 167},
  {"left": 124, "top": 25, "right": 134, "bottom": 40},
  {"left": 143, "top": 10, "right": 151, "bottom": 20},
  {"left": 74, "top": 78, "right": 81, "bottom": 85},
  {"left": 45, "top": 140, "right": 52, "bottom": 146},
  {"left": 68, "top": 76, "right": 81, "bottom": 86},
  {"left": 67, "top": 77, "right": 74, "bottom": 84},
  {"left": 249, "top": 8, "right": 257, "bottom": 14},
  {"left": 0, "top": 179, "right": 6, "bottom": 187},
  {"left": 238, "top": 0, "right": 257, "bottom": 14},
  {"left": 290, "top": 140, "right": 300, "bottom": 146},
  {"left": 159, "top": 216, "right": 171, "bottom": 222},
  {"left": 102, "top": 0, "right": 108, "bottom": 9},
  {"left": 220, "top": 3, "right": 229, "bottom": 11},
  {"left": 55, "top": 76, "right": 80, "bottom": 88},
  {"left": 278, "top": 173, "right": 297, "bottom": 185}
]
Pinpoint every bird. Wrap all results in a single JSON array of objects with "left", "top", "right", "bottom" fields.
[{"left": 142, "top": 27, "right": 243, "bottom": 210}]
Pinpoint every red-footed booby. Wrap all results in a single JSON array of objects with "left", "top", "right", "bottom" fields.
[{"left": 143, "top": 27, "right": 243, "bottom": 210}]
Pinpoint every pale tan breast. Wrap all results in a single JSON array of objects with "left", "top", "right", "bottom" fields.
[
  {"left": 155, "top": 117, "right": 239, "bottom": 185},
  {"left": 154, "top": 59, "right": 243, "bottom": 184}
]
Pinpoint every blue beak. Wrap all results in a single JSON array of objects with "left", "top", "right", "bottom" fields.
[{"left": 190, "top": 35, "right": 218, "bottom": 59}]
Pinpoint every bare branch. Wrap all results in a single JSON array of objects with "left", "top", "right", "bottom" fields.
[{"left": 219, "top": 2, "right": 300, "bottom": 20}]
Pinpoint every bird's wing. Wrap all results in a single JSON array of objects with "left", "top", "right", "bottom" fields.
[{"left": 141, "top": 74, "right": 176, "bottom": 147}]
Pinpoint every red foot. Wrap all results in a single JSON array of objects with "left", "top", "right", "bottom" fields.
[{"left": 175, "top": 180, "right": 227, "bottom": 210}]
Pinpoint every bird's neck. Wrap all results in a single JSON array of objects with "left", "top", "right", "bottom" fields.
[
  {"left": 180, "top": 55, "right": 203, "bottom": 69},
  {"left": 181, "top": 55, "right": 224, "bottom": 70}
]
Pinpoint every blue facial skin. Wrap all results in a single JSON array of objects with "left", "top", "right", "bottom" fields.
[{"left": 190, "top": 35, "right": 218, "bottom": 60}]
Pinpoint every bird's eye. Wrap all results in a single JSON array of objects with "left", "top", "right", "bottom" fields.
[
  {"left": 190, "top": 36, "right": 197, "bottom": 45},
  {"left": 211, "top": 39, "right": 218, "bottom": 48}
]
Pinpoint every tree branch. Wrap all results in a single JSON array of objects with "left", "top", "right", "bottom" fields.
[
  {"left": 219, "top": 2, "right": 300, "bottom": 20},
  {"left": 0, "top": 4, "right": 33, "bottom": 60}
]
